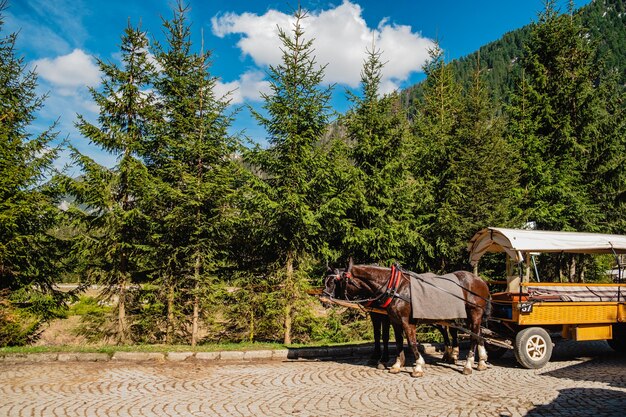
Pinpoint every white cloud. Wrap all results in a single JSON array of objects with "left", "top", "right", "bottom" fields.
[
  {"left": 215, "top": 70, "right": 272, "bottom": 104},
  {"left": 211, "top": 1, "right": 435, "bottom": 91},
  {"left": 32, "top": 49, "right": 101, "bottom": 95}
]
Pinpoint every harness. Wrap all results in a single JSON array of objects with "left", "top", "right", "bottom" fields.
[
  {"left": 328, "top": 264, "right": 489, "bottom": 312},
  {"left": 328, "top": 264, "right": 410, "bottom": 307},
  {"left": 324, "top": 264, "right": 494, "bottom": 345}
]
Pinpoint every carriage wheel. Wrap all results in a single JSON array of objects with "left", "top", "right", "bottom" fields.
[
  {"left": 607, "top": 323, "right": 626, "bottom": 353},
  {"left": 514, "top": 327, "right": 553, "bottom": 369}
]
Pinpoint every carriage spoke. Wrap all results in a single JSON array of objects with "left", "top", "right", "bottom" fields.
[{"left": 527, "top": 336, "right": 546, "bottom": 359}]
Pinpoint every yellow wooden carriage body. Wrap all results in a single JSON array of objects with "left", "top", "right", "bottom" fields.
[{"left": 468, "top": 228, "right": 626, "bottom": 368}]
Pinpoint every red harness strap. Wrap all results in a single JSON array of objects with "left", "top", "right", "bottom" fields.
[{"left": 379, "top": 265, "right": 402, "bottom": 308}]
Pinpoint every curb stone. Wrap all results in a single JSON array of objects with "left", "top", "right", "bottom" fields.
[
  {"left": 3, "top": 353, "right": 59, "bottom": 362},
  {"left": 112, "top": 352, "right": 165, "bottom": 361},
  {"left": 1, "top": 344, "right": 443, "bottom": 363},
  {"left": 327, "top": 346, "right": 352, "bottom": 357},
  {"left": 295, "top": 347, "right": 328, "bottom": 359},
  {"left": 219, "top": 351, "right": 245, "bottom": 361},
  {"left": 57, "top": 353, "right": 110, "bottom": 362},
  {"left": 195, "top": 351, "right": 220, "bottom": 361},
  {"left": 271, "top": 349, "right": 289, "bottom": 360},
  {"left": 166, "top": 352, "right": 194, "bottom": 361},
  {"left": 243, "top": 350, "right": 273, "bottom": 360}
]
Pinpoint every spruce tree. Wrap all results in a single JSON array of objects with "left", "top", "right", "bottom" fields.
[
  {"left": 446, "top": 63, "right": 520, "bottom": 267},
  {"left": 341, "top": 46, "right": 430, "bottom": 268},
  {"left": 149, "top": 1, "right": 241, "bottom": 345},
  {"left": 415, "top": 46, "right": 519, "bottom": 270},
  {"left": 247, "top": 7, "right": 333, "bottom": 344},
  {"left": 508, "top": 0, "right": 623, "bottom": 233},
  {"left": 411, "top": 44, "right": 463, "bottom": 271},
  {"left": 0, "top": 2, "right": 68, "bottom": 345},
  {"left": 68, "top": 22, "right": 157, "bottom": 344}
]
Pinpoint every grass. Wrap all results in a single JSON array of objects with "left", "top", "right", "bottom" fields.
[
  {"left": 0, "top": 339, "right": 374, "bottom": 356},
  {"left": 1, "top": 293, "right": 382, "bottom": 356}
]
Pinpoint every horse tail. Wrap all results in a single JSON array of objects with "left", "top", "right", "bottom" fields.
[{"left": 482, "top": 296, "right": 492, "bottom": 327}]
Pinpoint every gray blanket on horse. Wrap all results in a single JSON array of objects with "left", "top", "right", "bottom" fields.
[{"left": 410, "top": 273, "right": 467, "bottom": 320}]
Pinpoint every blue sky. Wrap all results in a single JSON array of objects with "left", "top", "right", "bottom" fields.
[{"left": 5, "top": 0, "right": 590, "bottom": 170}]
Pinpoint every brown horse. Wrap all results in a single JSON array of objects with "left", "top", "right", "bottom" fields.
[
  {"left": 324, "top": 260, "right": 491, "bottom": 377},
  {"left": 324, "top": 267, "right": 405, "bottom": 369},
  {"left": 325, "top": 268, "right": 458, "bottom": 369}
]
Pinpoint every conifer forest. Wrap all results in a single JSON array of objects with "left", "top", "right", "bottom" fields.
[{"left": 1, "top": 0, "right": 625, "bottom": 347}]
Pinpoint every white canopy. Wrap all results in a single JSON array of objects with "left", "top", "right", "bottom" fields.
[{"left": 468, "top": 227, "right": 626, "bottom": 265}]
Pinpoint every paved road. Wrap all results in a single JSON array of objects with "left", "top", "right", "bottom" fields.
[{"left": 1, "top": 341, "right": 625, "bottom": 417}]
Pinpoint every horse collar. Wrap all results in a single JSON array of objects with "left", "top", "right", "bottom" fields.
[{"left": 379, "top": 264, "right": 403, "bottom": 308}]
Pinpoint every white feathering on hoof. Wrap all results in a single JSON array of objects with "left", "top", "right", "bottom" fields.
[{"left": 463, "top": 357, "right": 474, "bottom": 375}]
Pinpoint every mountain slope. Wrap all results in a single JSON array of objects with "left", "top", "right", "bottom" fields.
[{"left": 402, "top": 0, "right": 626, "bottom": 108}]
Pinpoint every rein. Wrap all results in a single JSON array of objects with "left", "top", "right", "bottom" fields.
[
  {"left": 326, "top": 264, "right": 490, "bottom": 312},
  {"left": 328, "top": 264, "right": 410, "bottom": 307}
]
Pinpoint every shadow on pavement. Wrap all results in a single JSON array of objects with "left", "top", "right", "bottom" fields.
[
  {"left": 526, "top": 387, "right": 626, "bottom": 416},
  {"left": 541, "top": 354, "right": 626, "bottom": 389}
]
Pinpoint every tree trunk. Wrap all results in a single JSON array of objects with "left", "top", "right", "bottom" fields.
[
  {"left": 569, "top": 254, "right": 576, "bottom": 283},
  {"left": 283, "top": 252, "right": 294, "bottom": 345},
  {"left": 191, "top": 253, "right": 200, "bottom": 347},
  {"left": 166, "top": 279, "right": 174, "bottom": 344},
  {"left": 118, "top": 273, "right": 127, "bottom": 345},
  {"left": 249, "top": 308, "right": 254, "bottom": 342}
]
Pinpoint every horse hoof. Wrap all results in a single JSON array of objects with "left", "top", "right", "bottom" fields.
[
  {"left": 411, "top": 371, "right": 424, "bottom": 378},
  {"left": 477, "top": 363, "right": 488, "bottom": 371},
  {"left": 377, "top": 362, "right": 386, "bottom": 370},
  {"left": 462, "top": 367, "right": 473, "bottom": 375},
  {"left": 389, "top": 367, "right": 401, "bottom": 374}
]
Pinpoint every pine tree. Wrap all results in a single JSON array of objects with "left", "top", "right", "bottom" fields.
[
  {"left": 505, "top": 1, "right": 626, "bottom": 281},
  {"left": 247, "top": 7, "right": 333, "bottom": 344},
  {"left": 414, "top": 45, "right": 519, "bottom": 270},
  {"left": 149, "top": 1, "right": 241, "bottom": 345},
  {"left": 508, "top": 0, "right": 621, "bottom": 233},
  {"left": 340, "top": 46, "right": 430, "bottom": 268},
  {"left": 411, "top": 43, "right": 463, "bottom": 271},
  {"left": 588, "top": 69, "right": 626, "bottom": 233},
  {"left": 448, "top": 63, "right": 520, "bottom": 265},
  {"left": 0, "top": 2, "right": 68, "bottom": 345},
  {"left": 68, "top": 22, "right": 157, "bottom": 344}
]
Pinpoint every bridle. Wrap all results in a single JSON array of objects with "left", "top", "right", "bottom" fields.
[{"left": 324, "top": 265, "right": 409, "bottom": 306}]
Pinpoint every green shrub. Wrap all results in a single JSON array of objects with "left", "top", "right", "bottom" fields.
[{"left": 0, "top": 296, "right": 43, "bottom": 347}]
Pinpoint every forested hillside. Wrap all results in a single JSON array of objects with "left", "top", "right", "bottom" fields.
[{"left": 402, "top": 0, "right": 626, "bottom": 108}]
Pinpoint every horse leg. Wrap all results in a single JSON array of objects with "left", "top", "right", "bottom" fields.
[
  {"left": 477, "top": 343, "right": 488, "bottom": 371},
  {"left": 475, "top": 321, "right": 488, "bottom": 371},
  {"left": 438, "top": 325, "right": 451, "bottom": 363},
  {"left": 463, "top": 313, "right": 482, "bottom": 375},
  {"left": 378, "top": 315, "right": 390, "bottom": 369},
  {"left": 401, "top": 320, "right": 425, "bottom": 378},
  {"left": 369, "top": 313, "right": 382, "bottom": 366},
  {"left": 389, "top": 322, "right": 405, "bottom": 374},
  {"left": 450, "top": 327, "right": 459, "bottom": 364},
  {"left": 438, "top": 325, "right": 459, "bottom": 364}
]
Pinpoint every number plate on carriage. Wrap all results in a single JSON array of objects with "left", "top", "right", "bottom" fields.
[{"left": 519, "top": 303, "right": 533, "bottom": 313}]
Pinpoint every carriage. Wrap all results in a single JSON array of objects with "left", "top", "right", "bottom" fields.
[
  {"left": 320, "top": 227, "right": 626, "bottom": 373},
  {"left": 468, "top": 227, "right": 626, "bottom": 369}
]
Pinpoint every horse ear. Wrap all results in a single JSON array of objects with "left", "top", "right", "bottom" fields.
[{"left": 346, "top": 257, "right": 353, "bottom": 272}]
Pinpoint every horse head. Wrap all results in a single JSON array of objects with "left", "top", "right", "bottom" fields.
[
  {"left": 323, "top": 267, "right": 344, "bottom": 301},
  {"left": 322, "top": 258, "right": 356, "bottom": 301}
]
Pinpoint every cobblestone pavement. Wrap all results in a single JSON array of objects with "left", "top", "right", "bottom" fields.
[{"left": 1, "top": 341, "right": 625, "bottom": 417}]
